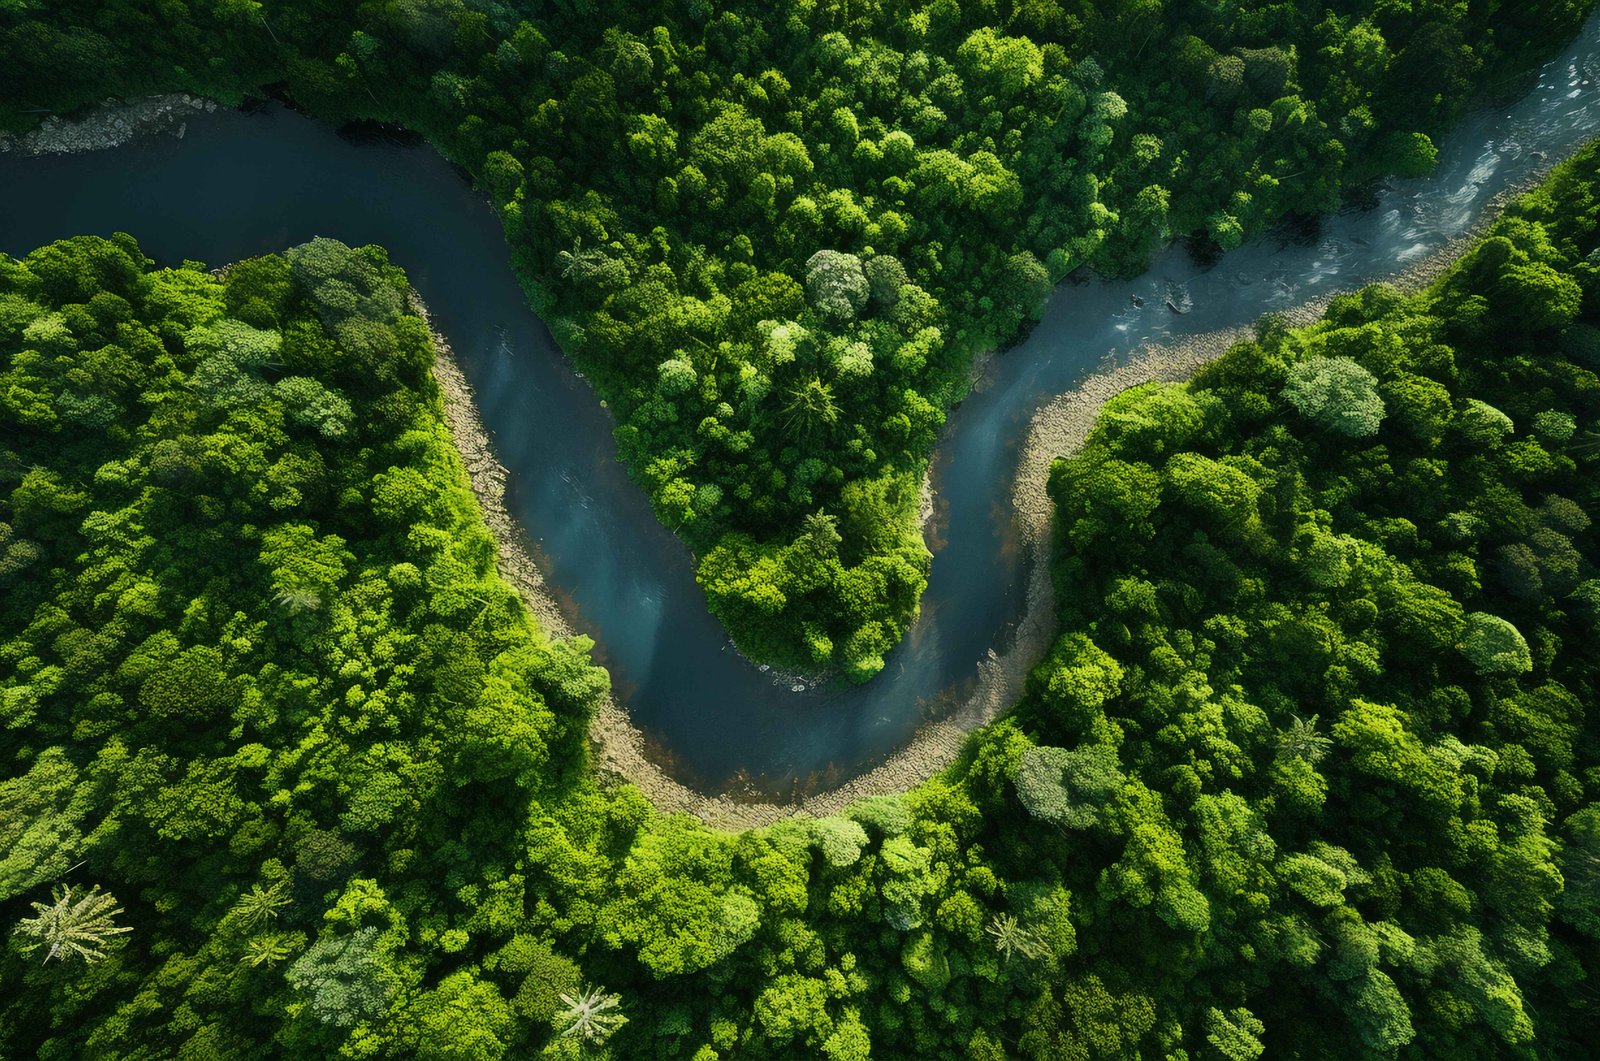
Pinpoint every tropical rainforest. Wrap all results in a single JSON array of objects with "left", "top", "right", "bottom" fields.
[
  {"left": 3, "top": 0, "right": 1594, "bottom": 677},
  {"left": 4, "top": 1, "right": 1600, "bottom": 1060},
  {"left": 6, "top": 140, "right": 1600, "bottom": 1060}
]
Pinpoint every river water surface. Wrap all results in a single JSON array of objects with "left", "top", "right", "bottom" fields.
[{"left": 5, "top": 17, "right": 1600, "bottom": 794}]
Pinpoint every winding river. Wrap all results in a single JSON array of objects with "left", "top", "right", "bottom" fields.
[{"left": 5, "top": 17, "right": 1600, "bottom": 797}]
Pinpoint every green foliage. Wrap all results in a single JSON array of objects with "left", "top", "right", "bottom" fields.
[
  {"left": 1012, "top": 743, "right": 1121, "bottom": 828},
  {"left": 1204, "top": 1006, "right": 1265, "bottom": 1061},
  {"left": 12, "top": 883, "right": 131, "bottom": 964},
  {"left": 810, "top": 816, "right": 869, "bottom": 868},
  {"left": 1283, "top": 355, "right": 1386, "bottom": 437},
  {"left": 1275, "top": 714, "right": 1331, "bottom": 765},
  {"left": 805, "top": 250, "right": 869, "bottom": 324},
  {"left": 0, "top": 748, "right": 93, "bottom": 901},
  {"left": 1459, "top": 612, "right": 1534, "bottom": 674},
  {"left": 2, "top": 0, "right": 1581, "bottom": 680},
  {"left": 1, "top": 6, "right": 1600, "bottom": 1058},
  {"left": 985, "top": 912, "right": 1046, "bottom": 964},
  {"left": 1562, "top": 806, "right": 1600, "bottom": 937},
  {"left": 552, "top": 985, "right": 627, "bottom": 1048},
  {"left": 235, "top": 880, "right": 292, "bottom": 931},
  {"left": 0, "top": 236, "right": 611, "bottom": 1057},
  {"left": 285, "top": 926, "right": 399, "bottom": 1027},
  {"left": 1011, "top": 143, "right": 1600, "bottom": 1058}
]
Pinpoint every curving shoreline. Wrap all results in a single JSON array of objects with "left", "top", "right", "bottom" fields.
[
  {"left": 426, "top": 162, "right": 1535, "bottom": 831},
  {"left": 14, "top": 92, "right": 1582, "bottom": 829},
  {"left": 423, "top": 285, "right": 1033, "bottom": 828},
  {"left": 585, "top": 167, "right": 1557, "bottom": 828}
]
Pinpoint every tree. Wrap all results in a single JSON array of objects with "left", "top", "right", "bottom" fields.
[
  {"left": 863, "top": 255, "right": 907, "bottom": 310},
  {"left": 985, "top": 912, "right": 1046, "bottom": 964},
  {"left": 804, "top": 816, "right": 866, "bottom": 868},
  {"left": 1283, "top": 356, "right": 1385, "bottom": 436},
  {"left": 1348, "top": 969, "right": 1415, "bottom": 1051},
  {"left": 284, "top": 926, "right": 399, "bottom": 1027},
  {"left": 1275, "top": 714, "right": 1331, "bottom": 764},
  {"left": 1013, "top": 743, "right": 1122, "bottom": 828},
  {"left": 411, "top": 971, "right": 515, "bottom": 1060},
  {"left": 804, "top": 250, "right": 869, "bottom": 324},
  {"left": 235, "top": 880, "right": 290, "bottom": 931},
  {"left": 0, "top": 748, "right": 89, "bottom": 901},
  {"left": 188, "top": 318, "right": 279, "bottom": 411},
  {"left": 1459, "top": 612, "right": 1533, "bottom": 675},
  {"left": 241, "top": 934, "right": 296, "bottom": 969},
  {"left": 553, "top": 985, "right": 627, "bottom": 1047},
  {"left": 273, "top": 376, "right": 353, "bottom": 438},
  {"left": 781, "top": 377, "right": 840, "bottom": 437},
  {"left": 1205, "top": 1006, "right": 1266, "bottom": 1060},
  {"left": 1560, "top": 806, "right": 1600, "bottom": 938},
  {"left": 1459, "top": 399, "right": 1514, "bottom": 445},
  {"left": 13, "top": 883, "right": 131, "bottom": 964},
  {"left": 956, "top": 27, "right": 1044, "bottom": 98},
  {"left": 800, "top": 510, "right": 842, "bottom": 559},
  {"left": 1278, "top": 843, "right": 1370, "bottom": 907},
  {"left": 1033, "top": 633, "right": 1125, "bottom": 729}
]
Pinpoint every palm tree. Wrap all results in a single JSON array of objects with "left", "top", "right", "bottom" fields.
[
  {"left": 14, "top": 883, "right": 131, "bottom": 964},
  {"left": 557, "top": 240, "right": 613, "bottom": 285},
  {"left": 1276, "top": 713, "right": 1332, "bottom": 764},
  {"left": 236, "top": 880, "right": 291, "bottom": 931},
  {"left": 986, "top": 913, "right": 1046, "bottom": 964},
  {"left": 781, "top": 377, "right": 840, "bottom": 438},
  {"left": 274, "top": 586, "right": 322, "bottom": 615},
  {"left": 554, "top": 984, "right": 628, "bottom": 1047},
  {"left": 800, "top": 510, "right": 842, "bottom": 559},
  {"left": 241, "top": 933, "right": 295, "bottom": 968}
]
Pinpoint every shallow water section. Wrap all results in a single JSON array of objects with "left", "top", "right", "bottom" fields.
[{"left": 4, "top": 18, "right": 1600, "bottom": 794}]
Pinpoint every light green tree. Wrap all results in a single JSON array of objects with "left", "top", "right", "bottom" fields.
[
  {"left": 1276, "top": 714, "right": 1332, "bottom": 764},
  {"left": 0, "top": 748, "right": 90, "bottom": 902},
  {"left": 782, "top": 378, "right": 840, "bottom": 437},
  {"left": 804, "top": 250, "right": 869, "bottom": 323},
  {"left": 1459, "top": 612, "right": 1533, "bottom": 675},
  {"left": 1205, "top": 1006, "right": 1266, "bottom": 1060},
  {"left": 800, "top": 510, "right": 842, "bottom": 560},
  {"left": 553, "top": 984, "right": 628, "bottom": 1047},
  {"left": 235, "top": 880, "right": 291, "bottom": 931},
  {"left": 14, "top": 883, "right": 131, "bottom": 964},
  {"left": 285, "top": 926, "right": 399, "bottom": 1027},
  {"left": 1013, "top": 743, "right": 1122, "bottom": 829},
  {"left": 986, "top": 912, "right": 1047, "bottom": 964},
  {"left": 241, "top": 933, "right": 296, "bottom": 969},
  {"left": 1283, "top": 356, "right": 1386, "bottom": 436}
]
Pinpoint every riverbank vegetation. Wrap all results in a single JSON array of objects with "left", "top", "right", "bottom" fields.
[
  {"left": 3, "top": 1, "right": 1593, "bottom": 678},
  {"left": 0, "top": 235, "right": 614, "bottom": 1056},
  {"left": 1001, "top": 138, "right": 1600, "bottom": 1058},
  {"left": 5, "top": 141, "right": 1600, "bottom": 1058}
]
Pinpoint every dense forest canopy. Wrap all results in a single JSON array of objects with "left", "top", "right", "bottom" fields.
[
  {"left": 2, "top": 0, "right": 1593, "bottom": 677},
  {"left": 4, "top": 142, "right": 1600, "bottom": 1060}
]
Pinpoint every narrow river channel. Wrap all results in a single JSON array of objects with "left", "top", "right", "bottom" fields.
[{"left": 5, "top": 13, "right": 1600, "bottom": 794}]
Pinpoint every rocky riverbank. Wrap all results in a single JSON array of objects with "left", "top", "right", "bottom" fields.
[{"left": 1, "top": 95, "right": 217, "bottom": 156}]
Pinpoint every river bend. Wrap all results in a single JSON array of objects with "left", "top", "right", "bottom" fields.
[{"left": 5, "top": 16, "right": 1600, "bottom": 793}]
